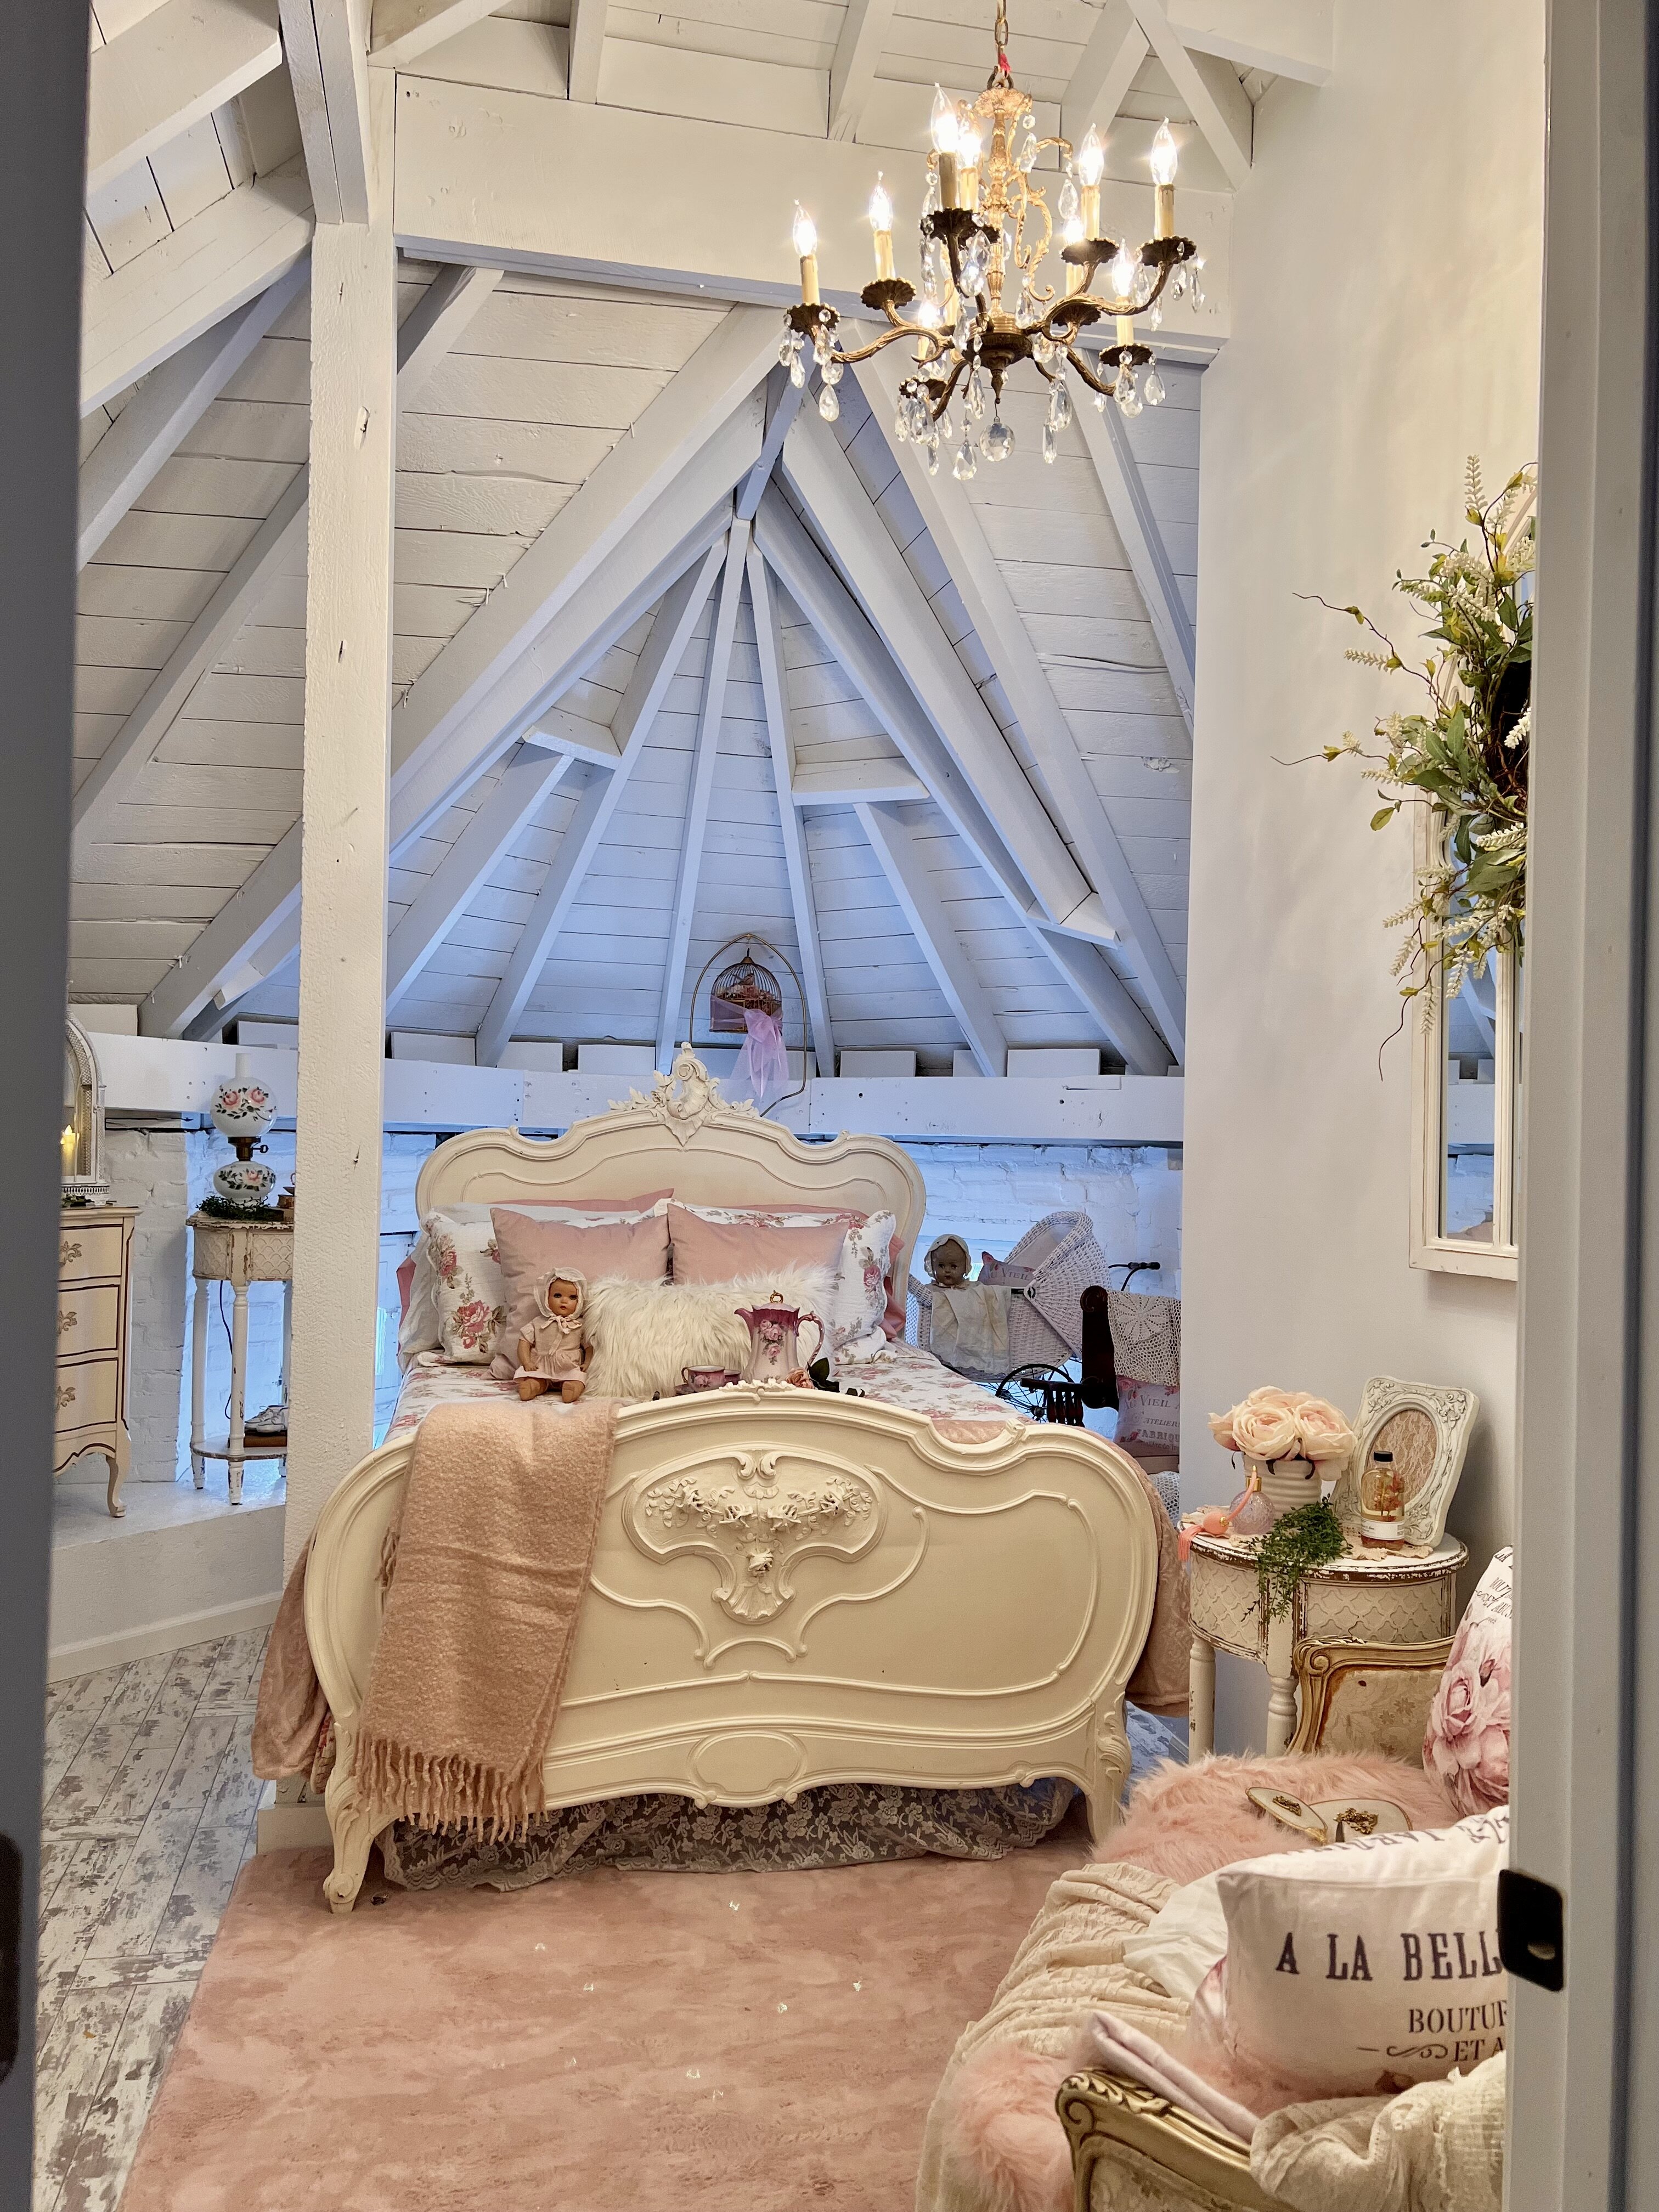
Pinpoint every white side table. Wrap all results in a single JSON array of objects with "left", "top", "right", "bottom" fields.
[
  {"left": 1186, "top": 1531, "right": 1466, "bottom": 1756},
  {"left": 189, "top": 1215, "right": 293, "bottom": 1504}
]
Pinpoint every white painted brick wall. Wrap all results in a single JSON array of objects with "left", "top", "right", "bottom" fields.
[{"left": 907, "top": 1143, "right": 1182, "bottom": 1291}]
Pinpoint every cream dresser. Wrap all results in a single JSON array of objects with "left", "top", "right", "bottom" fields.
[{"left": 55, "top": 1205, "right": 136, "bottom": 1517}]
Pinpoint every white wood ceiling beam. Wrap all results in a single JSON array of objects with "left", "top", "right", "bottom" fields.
[
  {"left": 1061, "top": 1, "right": 1151, "bottom": 147},
  {"left": 1126, "top": 0, "right": 1253, "bottom": 189},
  {"left": 828, "top": 0, "right": 896, "bottom": 142},
  {"left": 476, "top": 549, "right": 724, "bottom": 1064},
  {"left": 566, "top": 0, "right": 608, "bottom": 103},
  {"left": 532, "top": 708, "right": 623, "bottom": 765},
  {"left": 781, "top": 402, "right": 1113, "bottom": 943},
  {"left": 747, "top": 546, "right": 836, "bottom": 1069},
  {"left": 1034, "top": 926, "right": 1173, "bottom": 1075},
  {"left": 81, "top": 159, "right": 313, "bottom": 415},
  {"left": 855, "top": 351, "right": 1186, "bottom": 1058},
  {"left": 657, "top": 522, "right": 750, "bottom": 1070},
  {"left": 390, "top": 77, "right": 1233, "bottom": 340},
  {"left": 80, "top": 264, "right": 499, "bottom": 854},
  {"left": 385, "top": 745, "right": 577, "bottom": 1012},
  {"left": 369, "top": 0, "right": 501, "bottom": 69},
  {"left": 1072, "top": 391, "right": 1196, "bottom": 729},
  {"left": 78, "top": 260, "right": 308, "bottom": 569},
  {"left": 856, "top": 803, "right": 1006, "bottom": 1076},
  {"left": 387, "top": 304, "right": 776, "bottom": 847},
  {"left": 87, "top": 0, "right": 282, "bottom": 196},
  {"left": 736, "top": 372, "right": 806, "bottom": 523},
  {"left": 280, "top": 0, "right": 375, "bottom": 225},
  {"left": 1166, "top": 0, "right": 1330, "bottom": 85},
  {"left": 791, "top": 761, "right": 927, "bottom": 805},
  {"left": 753, "top": 500, "right": 1171, "bottom": 1075}
]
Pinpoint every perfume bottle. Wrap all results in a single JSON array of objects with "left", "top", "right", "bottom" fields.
[{"left": 1359, "top": 1448, "right": 1406, "bottom": 1548}]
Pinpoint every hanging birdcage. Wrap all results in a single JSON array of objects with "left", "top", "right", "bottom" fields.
[{"left": 709, "top": 947, "right": 784, "bottom": 1034}]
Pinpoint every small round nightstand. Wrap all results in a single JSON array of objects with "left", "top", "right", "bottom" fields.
[
  {"left": 189, "top": 1214, "right": 293, "bottom": 1504},
  {"left": 1186, "top": 1530, "right": 1466, "bottom": 1756}
]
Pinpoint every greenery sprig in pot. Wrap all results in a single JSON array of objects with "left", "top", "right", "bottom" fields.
[
  {"left": 1304, "top": 458, "right": 1536, "bottom": 1023},
  {"left": 1255, "top": 1499, "right": 1348, "bottom": 1624}
]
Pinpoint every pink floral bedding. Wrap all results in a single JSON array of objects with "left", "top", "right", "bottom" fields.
[{"left": 387, "top": 1336, "right": 1025, "bottom": 1440}]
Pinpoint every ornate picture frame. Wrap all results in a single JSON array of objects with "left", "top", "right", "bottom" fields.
[{"left": 1328, "top": 1375, "right": 1480, "bottom": 1549}]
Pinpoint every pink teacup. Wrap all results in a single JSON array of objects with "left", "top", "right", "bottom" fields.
[{"left": 681, "top": 1366, "right": 735, "bottom": 1392}]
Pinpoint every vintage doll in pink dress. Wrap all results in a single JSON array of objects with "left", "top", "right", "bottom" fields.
[{"left": 515, "top": 1268, "right": 591, "bottom": 1403}]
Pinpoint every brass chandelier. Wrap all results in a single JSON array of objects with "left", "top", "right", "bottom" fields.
[{"left": 781, "top": 1, "right": 1202, "bottom": 478}]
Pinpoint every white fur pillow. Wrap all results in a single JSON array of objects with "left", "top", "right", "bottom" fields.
[{"left": 585, "top": 1268, "right": 833, "bottom": 1402}]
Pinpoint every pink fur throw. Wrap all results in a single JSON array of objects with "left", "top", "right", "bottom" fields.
[
  {"left": 940, "top": 2046, "right": 1074, "bottom": 2212},
  {"left": 1094, "top": 1751, "right": 1457, "bottom": 1887}
]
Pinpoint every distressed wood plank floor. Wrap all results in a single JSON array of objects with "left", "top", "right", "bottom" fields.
[{"left": 33, "top": 1629, "right": 269, "bottom": 2212}]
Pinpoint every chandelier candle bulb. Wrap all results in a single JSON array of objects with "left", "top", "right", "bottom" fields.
[
  {"left": 1150, "top": 119, "right": 1178, "bottom": 238},
  {"left": 869, "top": 177, "right": 896, "bottom": 280},
  {"left": 792, "top": 205, "right": 820, "bottom": 304},
  {"left": 930, "top": 86, "right": 961, "bottom": 208},
  {"left": 1116, "top": 314, "right": 1135, "bottom": 348},
  {"left": 1077, "top": 125, "right": 1104, "bottom": 239}
]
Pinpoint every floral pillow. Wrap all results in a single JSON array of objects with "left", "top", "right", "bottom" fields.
[
  {"left": 1423, "top": 1547, "right": 1512, "bottom": 1815},
  {"left": 825, "top": 1210, "right": 896, "bottom": 1356},
  {"left": 426, "top": 1215, "right": 509, "bottom": 1364}
]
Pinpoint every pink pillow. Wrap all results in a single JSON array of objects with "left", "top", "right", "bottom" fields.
[
  {"left": 1423, "top": 1547, "right": 1511, "bottom": 1814},
  {"left": 490, "top": 1206, "right": 670, "bottom": 1332},
  {"left": 667, "top": 1203, "right": 850, "bottom": 1285}
]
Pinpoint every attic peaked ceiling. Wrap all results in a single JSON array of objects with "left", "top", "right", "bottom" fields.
[{"left": 70, "top": 0, "right": 1316, "bottom": 1073}]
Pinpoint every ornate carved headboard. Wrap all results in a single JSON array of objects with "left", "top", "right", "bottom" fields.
[{"left": 415, "top": 1051, "right": 929, "bottom": 1285}]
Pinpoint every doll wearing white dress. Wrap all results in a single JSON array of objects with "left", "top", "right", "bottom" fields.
[{"left": 515, "top": 1269, "right": 591, "bottom": 1402}]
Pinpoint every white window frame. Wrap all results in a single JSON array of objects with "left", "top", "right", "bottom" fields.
[{"left": 1408, "top": 806, "right": 1520, "bottom": 1280}]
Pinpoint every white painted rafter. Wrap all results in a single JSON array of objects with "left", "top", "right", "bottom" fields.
[
  {"left": 567, "top": 0, "right": 608, "bottom": 103},
  {"left": 1061, "top": 0, "right": 1151, "bottom": 147},
  {"left": 791, "top": 762, "right": 927, "bottom": 805},
  {"left": 280, "top": 0, "right": 375, "bottom": 225},
  {"left": 1167, "top": 0, "right": 1330, "bottom": 84},
  {"left": 81, "top": 160, "right": 313, "bottom": 415},
  {"left": 80, "top": 265, "right": 500, "bottom": 854},
  {"left": 736, "top": 373, "right": 806, "bottom": 523},
  {"left": 657, "top": 522, "right": 750, "bottom": 1070},
  {"left": 828, "top": 0, "right": 896, "bottom": 141},
  {"left": 1126, "top": 0, "right": 1253, "bottom": 188},
  {"left": 86, "top": 0, "right": 282, "bottom": 196},
  {"left": 78, "top": 260, "right": 308, "bottom": 568},
  {"left": 781, "top": 404, "right": 1111, "bottom": 943},
  {"left": 747, "top": 546, "right": 836, "bottom": 1068},
  {"left": 1072, "top": 391, "right": 1196, "bottom": 729},
  {"left": 753, "top": 501, "right": 1171, "bottom": 1076},
  {"left": 856, "top": 803, "right": 1006, "bottom": 1076},
  {"left": 386, "top": 746, "right": 577, "bottom": 1013},
  {"left": 474, "top": 550, "right": 726, "bottom": 1064},
  {"left": 855, "top": 348, "right": 1186, "bottom": 1057}
]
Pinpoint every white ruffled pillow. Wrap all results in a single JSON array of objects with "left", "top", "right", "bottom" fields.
[{"left": 584, "top": 1268, "right": 833, "bottom": 1402}]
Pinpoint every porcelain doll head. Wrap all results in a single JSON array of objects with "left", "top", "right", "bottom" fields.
[
  {"left": 925, "top": 1234, "right": 972, "bottom": 1289},
  {"left": 537, "top": 1270, "right": 586, "bottom": 1325}
]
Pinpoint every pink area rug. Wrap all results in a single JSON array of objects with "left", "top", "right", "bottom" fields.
[{"left": 121, "top": 1830, "right": 1086, "bottom": 2211}]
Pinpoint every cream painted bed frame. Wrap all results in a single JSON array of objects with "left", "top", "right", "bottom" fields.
[{"left": 306, "top": 1053, "right": 1161, "bottom": 1911}]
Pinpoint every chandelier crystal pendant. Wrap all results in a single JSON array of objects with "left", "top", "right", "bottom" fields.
[{"left": 781, "top": 1, "right": 1200, "bottom": 470}]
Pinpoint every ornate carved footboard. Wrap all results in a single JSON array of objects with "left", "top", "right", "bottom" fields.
[{"left": 305, "top": 1384, "right": 1160, "bottom": 1911}]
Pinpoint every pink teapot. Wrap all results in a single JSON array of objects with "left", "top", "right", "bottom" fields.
[{"left": 733, "top": 1291, "right": 823, "bottom": 1382}]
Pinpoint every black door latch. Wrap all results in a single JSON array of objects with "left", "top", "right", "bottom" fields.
[{"left": 1498, "top": 1866, "right": 1565, "bottom": 1991}]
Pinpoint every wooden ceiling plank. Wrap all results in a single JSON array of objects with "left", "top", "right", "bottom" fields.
[
  {"left": 854, "top": 347, "right": 1186, "bottom": 1058},
  {"left": 369, "top": 0, "right": 503, "bottom": 69},
  {"left": 87, "top": 0, "right": 283, "bottom": 197},
  {"left": 1071, "top": 387, "right": 1196, "bottom": 726},
  {"left": 856, "top": 801, "right": 1005, "bottom": 1075},
  {"left": 78, "top": 259, "right": 308, "bottom": 568},
  {"left": 81, "top": 159, "right": 314, "bottom": 415},
  {"left": 747, "top": 545, "right": 836, "bottom": 1066},
  {"left": 828, "top": 0, "right": 896, "bottom": 142},
  {"left": 656, "top": 521, "right": 750, "bottom": 1069}
]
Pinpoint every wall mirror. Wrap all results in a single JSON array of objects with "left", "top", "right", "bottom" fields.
[{"left": 1410, "top": 816, "right": 1522, "bottom": 1279}]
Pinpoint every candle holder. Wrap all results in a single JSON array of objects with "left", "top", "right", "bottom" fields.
[{"left": 61, "top": 1016, "right": 110, "bottom": 1206}]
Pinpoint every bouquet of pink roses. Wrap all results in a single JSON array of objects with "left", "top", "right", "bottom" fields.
[{"left": 1208, "top": 1386, "right": 1356, "bottom": 1468}]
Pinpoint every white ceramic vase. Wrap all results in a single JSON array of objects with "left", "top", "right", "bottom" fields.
[{"left": 1251, "top": 1455, "right": 1319, "bottom": 1519}]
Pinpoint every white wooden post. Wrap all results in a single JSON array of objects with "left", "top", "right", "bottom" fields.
[{"left": 284, "top": 74, "right": 396, "bottom": 1577}]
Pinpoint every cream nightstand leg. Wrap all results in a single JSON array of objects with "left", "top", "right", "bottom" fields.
[
  {"left": 1189, "top": 1633, "right": 1216, "bottom": 1759},
  {"left": 190, "top": 1279, "right": 208, "bottom": 1489},
  {"left": 228, "top": 1279, "right": 249, "bottom": 1505},
  {"left": 1265, "top": 1609, "right": 1297, "bottom": 1754}
]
